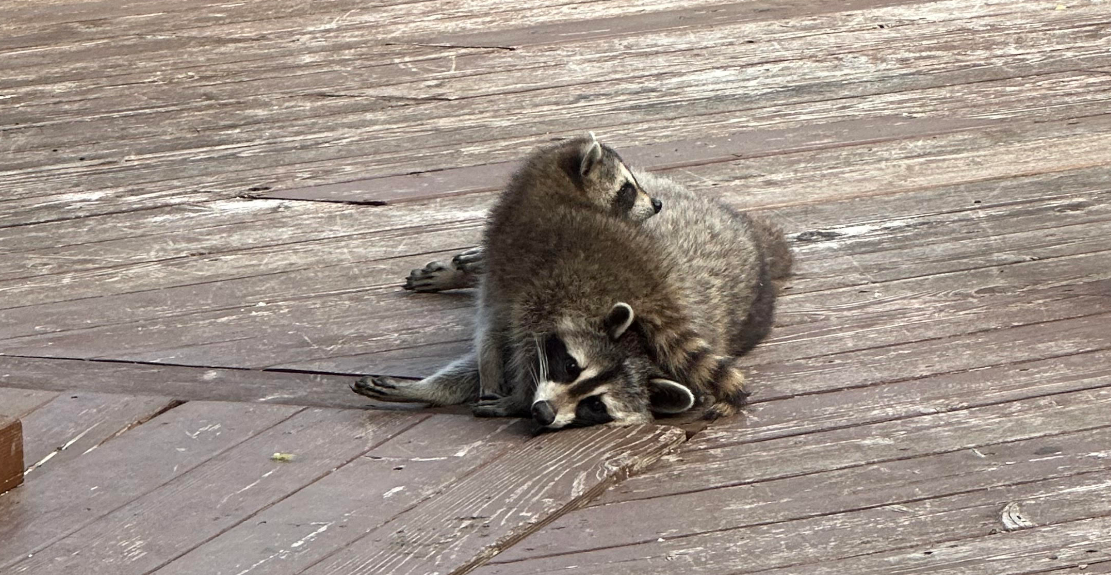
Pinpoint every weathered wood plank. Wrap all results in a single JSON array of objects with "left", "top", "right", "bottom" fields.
[
  {"left": 709, "top": 344, "right": 1111, "bottom": 447},
  {"left": 0, "top": 388, "right": 59, "bottom": 419},
  {"left": 0, "top": 206, "right": 482, "bottom": 284},
  {"left": 264, "top": 117, "right": 992, "bottom": 204},
  {"left": 747, "top": 515, "right": 1111, "bottom": 575},
  {"left": 19, "top": 392, "right": 178, "bottom": 478},
  {"left": 280, "top": 248, "right": 1111, "bottom": 377},
  {"left": 298, "top": 424, "right": 686, "bottom": 575},
  {"left": 0, "top": 356, "right": 369, "bottom": 409},
  {"left": 0, "top": 401, "right": 301, "bottom": 569},
  {"left": 5, "top": 67, "right": 1109, "bottom": 213},
  {"left": 0, "top": 416, "right": 22, "bottom": 496},
  {"left": 6, "top": 0, "right": 1099, "bottom": 142},
  {"left": 153, "top": 415, "right": 530, "bottom": 575},
  {"left": 3, "top": 0, "right": 1075, "bottom": 116},
  {"left": 490, "top": 425, "right": 1111, "bottom": 564},
  {"left": 472, "top": 471, "right": 1111, "bottom": 575},
  {"left": 605, "top": 385, "right": 1111, "bottom": 503},
  {"left": 8, "top": 408, "right": 424, "bottom": 575}
]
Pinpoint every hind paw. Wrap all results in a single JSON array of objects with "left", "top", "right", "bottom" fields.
[
  {"left": 351, "top": 375, "right": 423, "bottom": 403},
  {"left": 403, "top": 260, "right": 474, "bottom": 292},
  {"left": 452, "top": 248, "right": 486, "bottom": 275}
]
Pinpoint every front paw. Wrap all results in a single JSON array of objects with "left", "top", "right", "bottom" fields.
[
  {"left": 471, "top": 395, "right": 525, "bottom": 418},
  {"left": 351, "top": 375, "right": 421, "bottom": 403}
]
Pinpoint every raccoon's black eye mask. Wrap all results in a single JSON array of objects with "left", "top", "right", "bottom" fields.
[{"left": 543, "top": 335, "right": 581, "bottom": 383}]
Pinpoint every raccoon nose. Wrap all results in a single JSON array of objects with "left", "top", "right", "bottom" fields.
[
  {"left": 651, "top": 198, "right": 663, "bottom": 213},
  {"left": 531, "top": 401, "right": 556, "bottom": 426}
]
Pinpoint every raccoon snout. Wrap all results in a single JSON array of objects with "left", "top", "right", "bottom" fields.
[
  {"left": 651, "top": 198, "right": 663, "bottom": 213},
  {"left": 531, "top": 401, "right": 556, "bottom": 426}
]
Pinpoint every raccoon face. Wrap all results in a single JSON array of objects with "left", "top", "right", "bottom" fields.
[
  {"left": 530, "top": 303, "right": 696, "bottom": 429},
  {"left": 576, "top": 137, "right": 662, "bottom": 223}
]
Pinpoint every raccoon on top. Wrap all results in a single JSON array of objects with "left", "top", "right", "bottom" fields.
[{"left": 500, "top": 134, "right": 662, "bottom": 222}]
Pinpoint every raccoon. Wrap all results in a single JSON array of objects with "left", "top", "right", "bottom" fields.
[
  {"left": 355, "top": 136, "right": 666, "bottom": 413},
  {"left": 403, "top": 134, "right": 661, "bottom": 293},
  {"left": 355, "top": 140, "right": 792, "bottom": 429}
]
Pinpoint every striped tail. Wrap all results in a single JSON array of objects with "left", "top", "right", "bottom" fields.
[{"left": 648, "top": 327, "right": 750, "bottom": 420}]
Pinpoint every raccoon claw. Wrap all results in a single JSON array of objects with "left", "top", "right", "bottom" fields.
[
  {"left": 452, "top": 248, "right": 486, "bottom": 275},
  {"left": 403, "top": 261, "right": 450, "bottom": 292},
  {"left": 403, "top": 259, "right": 476, "bottom": 292},
  {"left": 472, "top": 395, "right": 525, "bottom": 418},
  {"left": 351, "top": 375, "right": 415, "bottom": 403},
  {"left": 701, "top": 402, "right": 739, "bottom": 421}
]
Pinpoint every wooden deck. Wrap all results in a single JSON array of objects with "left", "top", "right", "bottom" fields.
[{"left": 2, "top": 0, "right": 1110, "bottom": 573}]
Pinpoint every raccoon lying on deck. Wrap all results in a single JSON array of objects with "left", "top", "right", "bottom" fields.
[{"left": 353, "top": 136, "right": 792, "bottom": 428}]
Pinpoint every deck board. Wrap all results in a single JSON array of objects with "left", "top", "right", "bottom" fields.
[
  {"left": 0, "top": 402, "right": 300, "bottom": 569},
  {"left": 18, "top": 392, "right": 178, "bottom": 479},
  {"left": 2, "top": 0, "right": 1110, "bottom": 572},
  {"left": 9, "top": 408, "right": 424, "bottom": 575}
]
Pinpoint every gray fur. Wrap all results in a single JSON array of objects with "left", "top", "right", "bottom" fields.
[{"left": 366, "top": 138, "right": 793, "bottom": 428}]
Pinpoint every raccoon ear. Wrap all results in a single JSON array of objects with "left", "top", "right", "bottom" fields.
[
  {"left": 647, "top": 378, "right": 696, "bottom": 414},
  {"left": 604, "top": 302, "right": 635, "bottom": 340},
  {"left": 580, "top": 139, "right": 604, "bottom": 177}
]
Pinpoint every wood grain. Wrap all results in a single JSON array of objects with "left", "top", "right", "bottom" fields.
[
  {"left": 18, "top": 392, "right": 178, "bottom": 479},
  {"left": 472, "top": 472, "right": 1111, "bottom": 575},
  {"left": 0, "top": 356, "right": 370, "bottom": 409},
  {"left": 488, "top": 425, "right": 1111, "bottom": 566},
  {"left": 604, "top": 386, "right": 1111, "bottom": 503},
  {"left": 299, "top": 424, "right": 685, "bottom": 575},
  {"left": 153, "top": 415, "right": 531, "bottom": 575},
  {"left": 0, "top": 416, "right": 23, "bottom": 496},
  {"left": 8, "top": 408, "right": 424, "bottom": 575},
  {"left": 0, "top": 401, "right": 300, "bottom": 569},
  {"left": 0, "top": 388, "right": 60, "bottom": 419}
]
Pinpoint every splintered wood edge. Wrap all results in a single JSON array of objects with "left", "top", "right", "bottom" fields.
[
  {"left": 454, "top": 424, "right": 687, "bottom": 575},
  {"left": 0, "top": 416, "right": 25, "bottom": 494}
]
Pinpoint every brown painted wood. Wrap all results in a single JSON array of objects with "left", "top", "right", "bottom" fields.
[
  {"left": 606, "top": 385, "right": 1111, "bottom": 503},
  {"left": 746, "top": 515, "right": 1111, "bottom": 575},
  {"left": 5, "top": 43, "right": 1109, "bottom": 216},
  {"left": 0, "top": 357, "right": 369, "bottom": 409},
  {"left": 0, "top": 416, "right": 23, "bottom": 496},
  {"left": 19, "top": 392, "right": 178, "bottom": 479},
  {"left": 0, "top": 388, "right": 59, "bottom": 419},
  {"left": 0, "top": 401, "right": 300, "bottom": 569},
  {"left": 298, "top": 424, "right": 685, "bottom": 575},
  {"left": 6, "top": 0, "right": 1100, "bottom": 160},
  {"left": 263, "top": 117, "right": 992, "bottom": 204},
  {"left": 472, "top": 472, "right": 1111, "bottom": 575},
  {"left": 153, "top": 415, "right": 531, "bottom": 575},
  {"left": 489, "top": 425, "right": 1111, "bottom": 565},
  {"left": 9, "top": 407, "right": 424, "bottom": 575}
]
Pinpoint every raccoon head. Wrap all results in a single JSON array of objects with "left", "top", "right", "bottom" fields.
[
  {"left": 530, "top": 303, "right": 696, "bottom": 429},
  {"left": 570, "top": 135, "right": 662, "bottom": 222}
]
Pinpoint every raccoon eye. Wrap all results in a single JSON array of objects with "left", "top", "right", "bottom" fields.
[
  {"left": 565, "top": 358, "right": 581, "bottom": 380},
  {"left": 582, "top": 395, "right": 607, "bottom": 415},
  {"left": 618, "top": 182, "right": 636, "bottom": 199}
]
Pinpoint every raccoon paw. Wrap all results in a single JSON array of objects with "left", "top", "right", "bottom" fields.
[
  {"left": 351, "top": 375, "right": 421, "bottom": 403},
  {"left": 452, "top": 248, "right": 486, "bottom": 275},
  {"left": 701, "top": 401, "right": 740, "bottom": 421},
  {"left": 471, "top": 395, "right": 526, "bottom": 418},
  {"left": 403, "top": 260, "right": 472, "bottom": 292}
]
